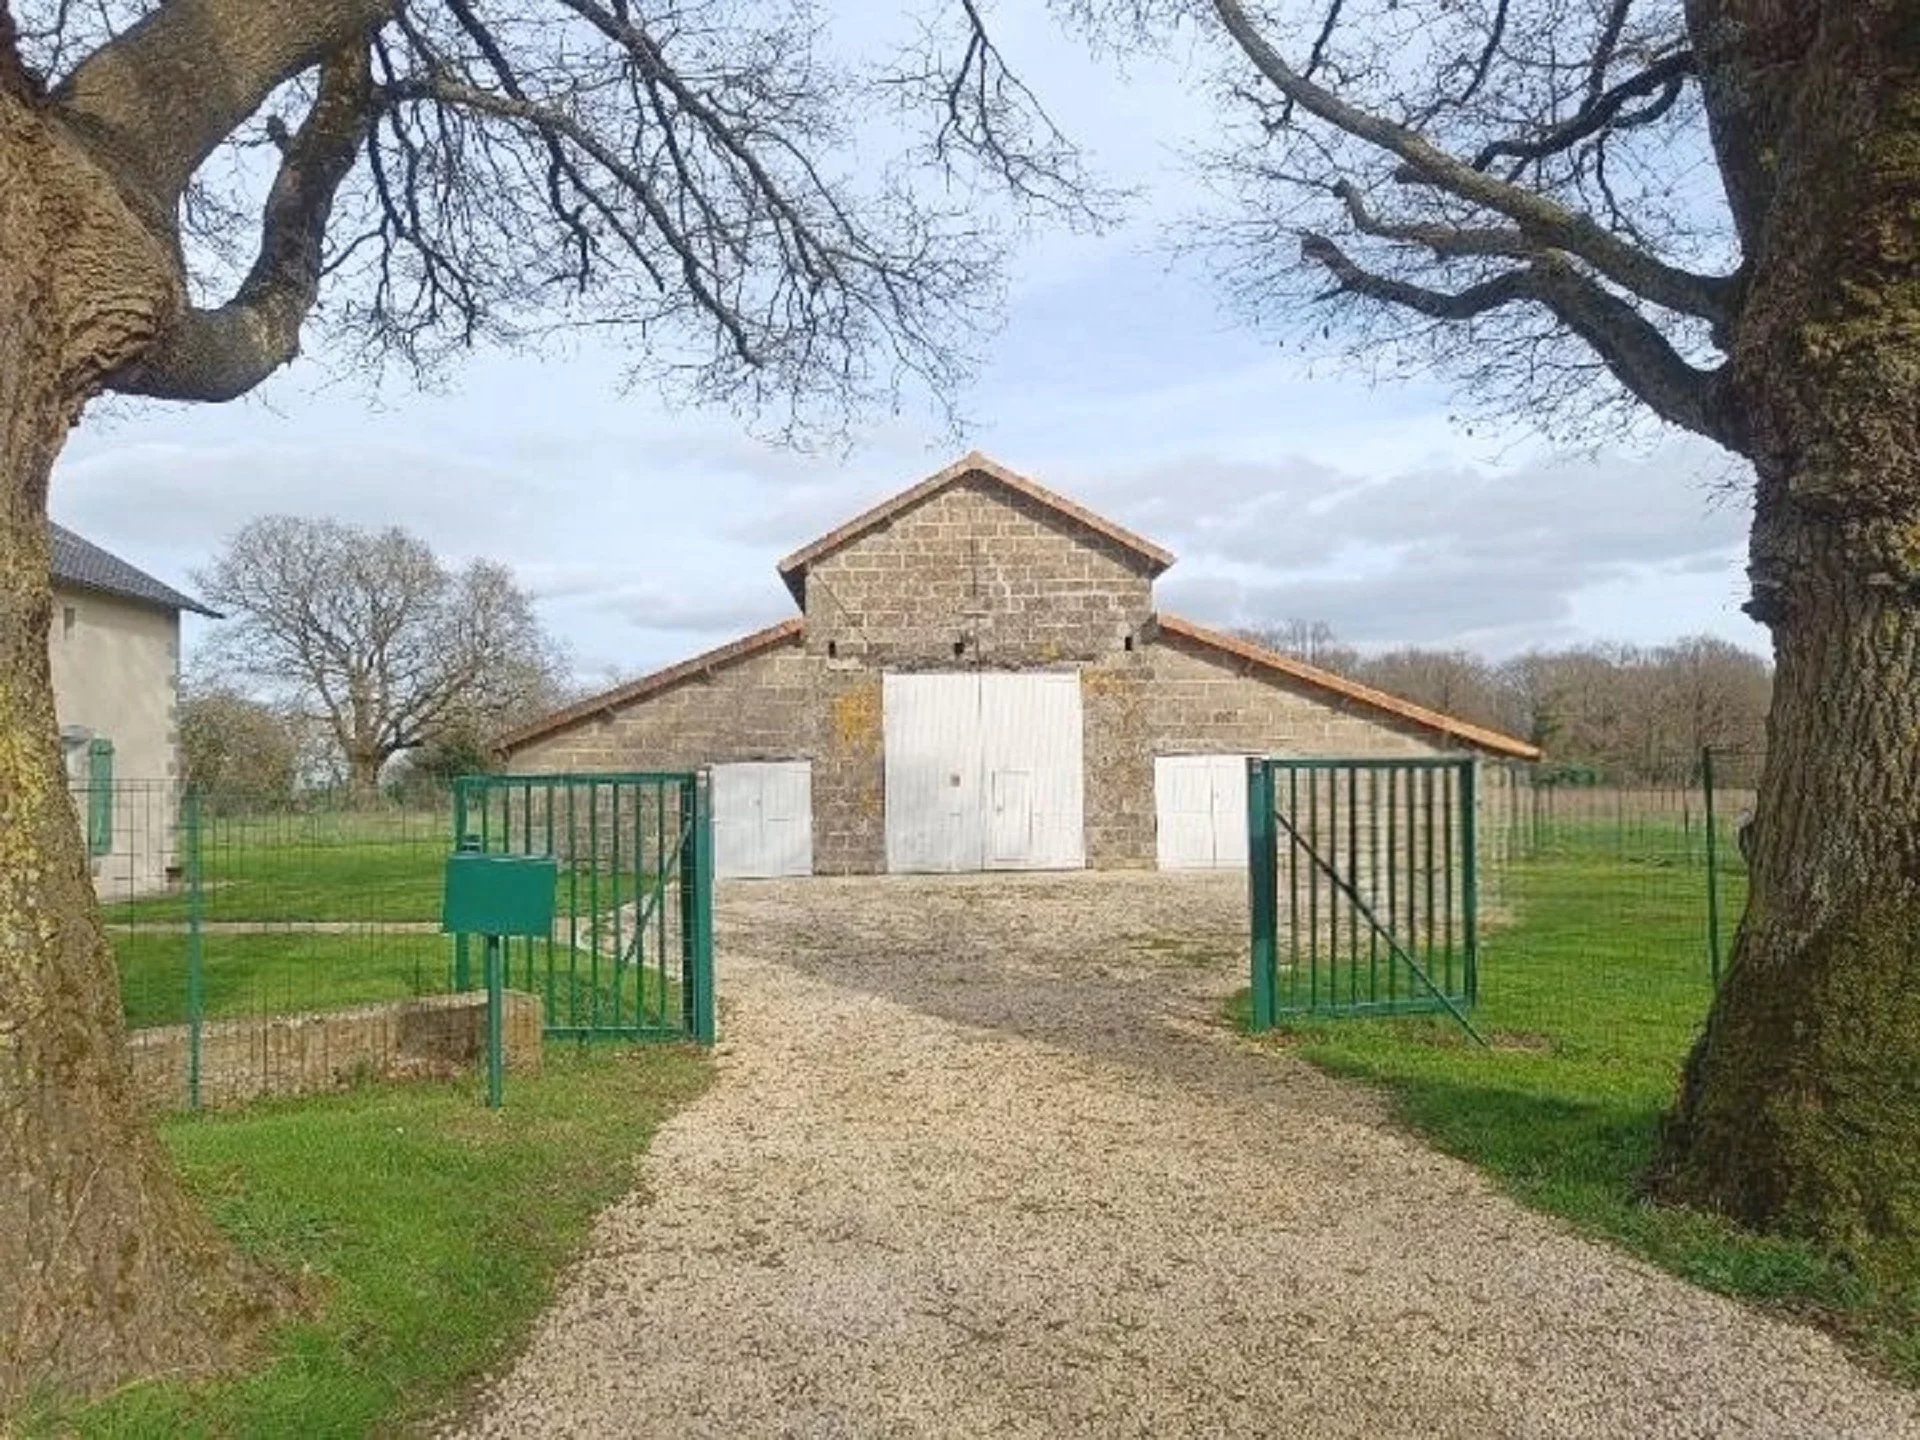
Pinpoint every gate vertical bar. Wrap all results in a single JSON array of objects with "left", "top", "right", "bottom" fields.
[
  {"left": 184, "top": 784, "right": 205, "bottom": 1112},
  {"left": 1461, "top": 759, "right": 1480, "bottom": 1006},
  {"left": 688, "top": 770, "right": 717, "bottom": 1043},
  {"left": 1702, "top": 745, "right": 1723, "bottom": 986},
  {"left": 1246, "top": 758, "right": 1279, "bottom": 1031}
]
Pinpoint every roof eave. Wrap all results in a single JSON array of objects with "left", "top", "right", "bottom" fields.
[
  {"left": 1152, "top": 613, "right": 1543, "bottom": 762},
  {"left": 496, "top": 617, "right": 806, "bottom": 754}
]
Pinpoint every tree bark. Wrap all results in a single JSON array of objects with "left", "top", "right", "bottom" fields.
[
  {"left": 0, "top": 91, "right": 272, "bottom": 1408},
  {"left": 1653, "top": 6, "right": 1920, "bottom": 1276}
]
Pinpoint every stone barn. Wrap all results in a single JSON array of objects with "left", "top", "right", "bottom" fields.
[{"left": 499, "top": 453, "right": 1539, "bottom": 876}]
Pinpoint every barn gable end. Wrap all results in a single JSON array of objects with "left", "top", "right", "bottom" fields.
[
  {"left": 798, "top": 470, "right": 1157, "bottom": 669},
  {"left": 500, "top": 453, "right": 1538, "bottom": 875}
]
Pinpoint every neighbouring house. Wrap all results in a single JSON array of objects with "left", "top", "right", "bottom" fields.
[
  {"left": 49, "top": 524, "right": 219, "bottom": 895},
  {"left": 499, "top": 453, "right": 1541, "bottom": 877}
]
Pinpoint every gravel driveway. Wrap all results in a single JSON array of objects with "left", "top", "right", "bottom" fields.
[{"left": 457, "top": 871, "right": 1918, "bottom": 1439}]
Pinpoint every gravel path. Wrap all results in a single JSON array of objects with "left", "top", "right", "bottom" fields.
[{"left": 457, "top": 871, "right": 1919, "bottom": 1439}]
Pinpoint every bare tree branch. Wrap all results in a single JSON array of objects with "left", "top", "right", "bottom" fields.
[
  {"left": 1473, "top": 49, "right": 1694, "bottom": 172},
  {"left": 109, "top": 43, "right": 376, "bottom": 400},
  {"left": 1301, "top": 231, "right": 1736, "bottom": 443},
  {"left": 1211, "top": 0, "right": 1733, "bottom": 327},
  {"left": 0, "top": 4, "right": 39, "bottom": 99},
  {"left": 53, "top": 0, "right": 390, "bottom": 201}
]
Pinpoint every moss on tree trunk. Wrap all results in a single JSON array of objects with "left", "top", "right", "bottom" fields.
[
  {"left": 0, "top": 90, "right": 272, "bottom": 1410},
  {"left": 1655, "top": 17, "right": 1920, "bottom": 1275}
]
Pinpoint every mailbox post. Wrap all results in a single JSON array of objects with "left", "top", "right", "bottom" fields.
[{"left": 442, "top": 840, "right": 557, "bottom": 1108}]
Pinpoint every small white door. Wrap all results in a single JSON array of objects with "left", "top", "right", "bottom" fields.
[
  {"left": 1155, "top": 755, "right": 1252, "bottom": 870},
  {"left": 711, "top": 761, "right": 813, "bottom": 878},
  {"left": 885, "top": 672, "right": 1084, "bottom": 872}
]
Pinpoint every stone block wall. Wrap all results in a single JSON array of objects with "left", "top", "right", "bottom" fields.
[
  {"left": 803, "top": 475, "right": 1155, "bottom": 669},
  {"left": 128, "top": 990, "right": 544, "bottom": 1112}
]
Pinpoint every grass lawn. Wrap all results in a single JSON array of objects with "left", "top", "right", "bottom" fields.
[
  {"left": 106, "top": 833, "right": 449, "bottom": 924},
  {"left": 1232, "top": 844, "right": 1920, "bottom": 1385},
  {"left": 112, "top": 931, "right": 453, "bottom": 1029},
  {"left": 113, "top": 929, "right": 684, "bottom": 1035},
  {"left": 44, "top": 1045, "right": 712, "bottom": 1438}
]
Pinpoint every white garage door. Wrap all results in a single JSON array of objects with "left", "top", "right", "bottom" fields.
[
  {"left": 1155, "top": 754, "right": 1252, "bottom": 870},
  {"left": 884, "top": 672, "right": 1085, "bottom": 873},
  {"left": 711, "top": 761, "right": 813, "bottom": 878}
]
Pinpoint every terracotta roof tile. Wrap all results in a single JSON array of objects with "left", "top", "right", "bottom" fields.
[
  {"left": 496, "top": 617, "right": 804, "bottom": 753},
  {"left": 1153, "top": 613, "right": 1542, "bottom": 761}
]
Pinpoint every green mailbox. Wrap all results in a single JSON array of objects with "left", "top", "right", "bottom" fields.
[
  {"left": 442, "top": 847, "right": 557, "bottom": 1109},
  {"left": 441, "top": 852, "right": 558, "bottom": 938}
]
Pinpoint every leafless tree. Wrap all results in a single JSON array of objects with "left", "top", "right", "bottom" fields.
[
  {"left": 1045, "top": 0, "right": 1916, "bottom": 1273},
  {"left": 1235, "top": 621, "right": 1771, "bottom": 774},
  {"left": 0, "top": 0, "right": 1070, "bottom": 1403},
  {"left": 196, "top": 517, "right": 563, "bottom": 795},
  {"left": 1235, "top": 617, "right": 1359, "bottom": 670},
  {"left": 177, "top": 683, "right": 302, "bottom": 802}
]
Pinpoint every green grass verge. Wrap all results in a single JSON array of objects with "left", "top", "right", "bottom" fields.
[
  {"left": 46, "top": 1045, "right": 712, "bottom": 1438},
  {"left": 1231, "top": 847, "right": 1920, "bottom": 1385}
]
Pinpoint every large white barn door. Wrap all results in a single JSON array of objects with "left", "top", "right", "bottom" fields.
[
  {"left": 884, "top": 672, "right": 1084, "bottom": 873},
  {"left": 712, "top": 761, "right": 813, "bottom": 878},
  {"left": 980, "top": 672, "right": 1084, "bottom": 870},
  {"left": 883, "top": 674, "right": 985, "bottom": 872},
  {"left": 1154, "top": 755, "right": 1251, "bottom": 870}
]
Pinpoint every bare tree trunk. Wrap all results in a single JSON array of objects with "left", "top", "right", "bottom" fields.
[
  {"left": 0, "top": 91, "right": 270, "bottom": 1408},
  {"left": 1654, "top": 22, "right": 1920, "bottom": 1275},
  {"left": 1656, "top": 492, "right": 1920, "bottom": 1275},
  {"left": 347, "top": 747, "right": 383, "bottom": 802}
]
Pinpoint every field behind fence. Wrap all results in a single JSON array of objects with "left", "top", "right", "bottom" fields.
[{"left": 86, "top": 782, "right": 464, "bottom": 1109}]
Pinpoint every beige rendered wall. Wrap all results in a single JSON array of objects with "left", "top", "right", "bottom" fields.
[{"left": 49, "top": 584, "right": 182, "bottom": 895}]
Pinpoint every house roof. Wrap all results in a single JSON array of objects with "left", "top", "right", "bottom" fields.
[
  {"left": 497, "top": 617, "right": 805, "bottom": 754},
  {"left": 776, "top": 451, "right": 1175, "bottom": 606},
  {"left": 1153, "top": 613, "right": 1543, "bottom": 761},
  {"left": 49, "top": 524, "right": 220, "bottom": 617}
]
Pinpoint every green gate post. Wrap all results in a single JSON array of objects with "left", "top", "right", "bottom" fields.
[
  {"left": 1461, "top": 760, "right": 1480, "bottom": 1007},
  {"left": 486, "top": 934, "right": 505, "bottom": 1109},
  {"left": 1702, "top": 745, "right": 1723, "bottom": 986},
  {"left": 687, "top": 770, "right": 716, "bottom": 1044},
  {"left": 184, "top": 784, "right": 204, "bottom": 1112},
  {"left": 1247, "top": 758, "right": 1280, "bottom": 1032},
  {"left": 452, "top": 782, "right": 472, "bottom": 991}
]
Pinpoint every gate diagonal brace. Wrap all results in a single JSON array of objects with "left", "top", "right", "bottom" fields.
[{"left": 1270, "top": 806, "right": 1490, "bottom": 1049}]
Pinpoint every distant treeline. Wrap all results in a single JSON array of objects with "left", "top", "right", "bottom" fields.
[{"left": 1237, "top": 621, "right": 1771, "bottom": 780}]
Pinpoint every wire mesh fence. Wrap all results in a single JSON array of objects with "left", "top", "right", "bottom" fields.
[
  {"left": 1470, "top": 748, "right": 1760, "bottom": 1059},
  {"left": 84, "top": 780, "right": 466, "bottom": 1111},
  {"left": 81, "top": 774, "right": 716, "bottom": 1112}
]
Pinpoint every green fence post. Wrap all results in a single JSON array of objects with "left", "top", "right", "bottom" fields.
[
  {"left": 1702, "top": 745, "right": 1722, "bottom": 986},
  {"left": 1461, "top": 759, "right": 1480, "bottom": 1007},
  {"left": 1247, "top": 758, "right": 1279, "bottom": 1032},
  {"left": 184, "top": 784, "right": 204, "bottom": 1112},
  {"left": 452, "top": 781, "right": 472, "bottom": 991},
  {"left": 689, "top": 770, "right": 716, "bottom": 1044},
  {"left": 485, "top": 934, "right": 504, "bottom": 1109}
]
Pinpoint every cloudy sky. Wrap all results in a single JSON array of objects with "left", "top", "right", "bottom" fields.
[{"left": 49, "top": 6, "right": 1760, "bottom": 689}]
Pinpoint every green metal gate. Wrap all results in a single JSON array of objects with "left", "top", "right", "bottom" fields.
[
  {"left": 451, "top": 772, "right": 714, "bottom": 1043},
  {"left": 1247, "top": 757, "right": 1479, "bottom": 1036}
]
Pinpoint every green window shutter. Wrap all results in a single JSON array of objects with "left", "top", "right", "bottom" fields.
[{"left": 87, "top": 738, "right": 114, "bottom": 856}]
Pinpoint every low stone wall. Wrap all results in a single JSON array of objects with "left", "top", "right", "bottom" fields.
[{"left": 128, "top": 991, "right": 544, "bottom": 1112}]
